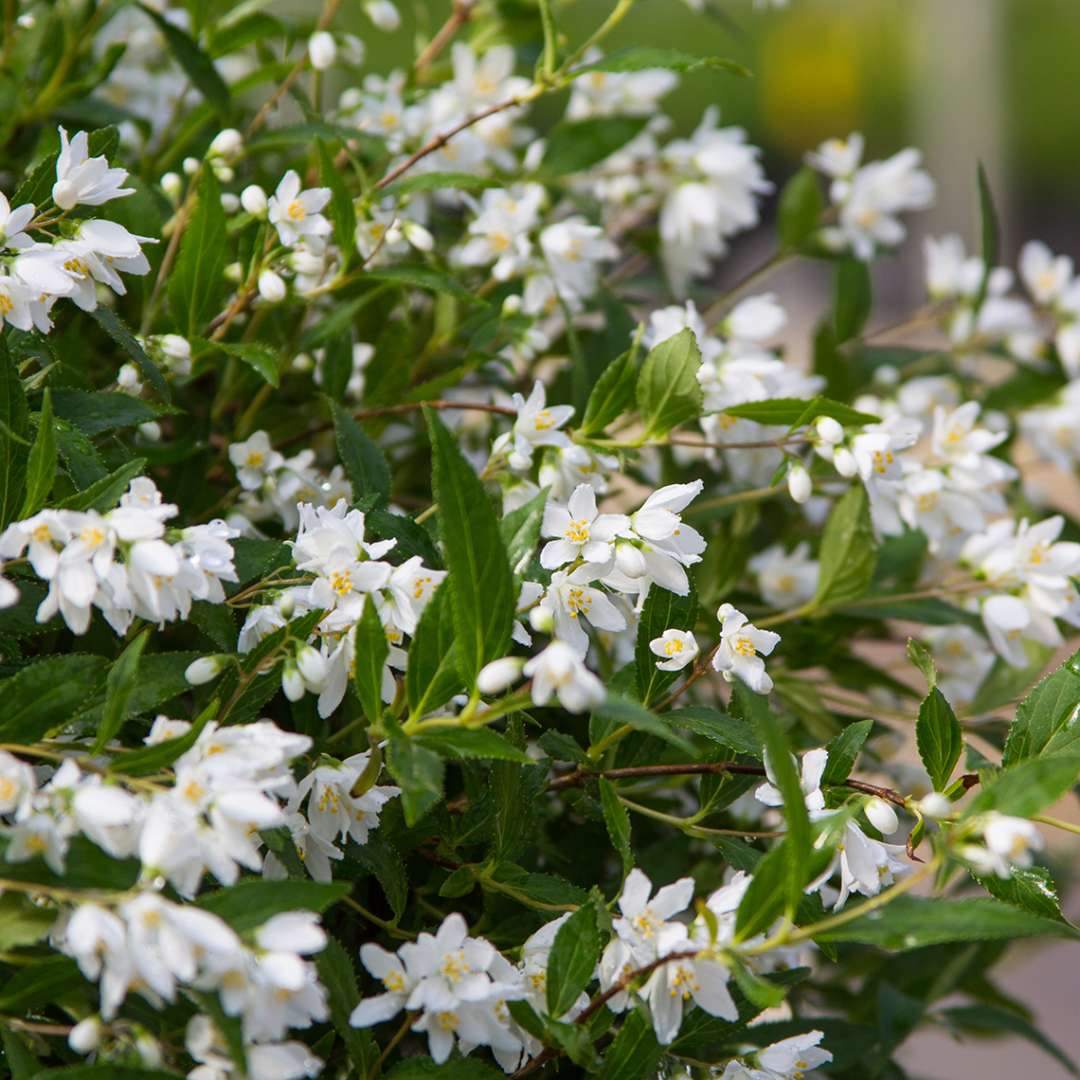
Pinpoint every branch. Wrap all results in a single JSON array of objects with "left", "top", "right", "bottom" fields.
[{"left": 414, "top": 0, "right": 476, "bottom": 74}]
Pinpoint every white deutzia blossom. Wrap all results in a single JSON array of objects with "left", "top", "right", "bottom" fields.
[
  {"left": 537, "top": 563, "right": 626, "bottom": 657},
  {"left": 828, "top": 819, "right": 909, "bottom": 910},
  {"left": 540, "top": 483, "right": 629, "bottom": 569},
  {"left": 0, "top": 750, "right": 35, "bottom": 816},
  {"left": 492, "top": 380, "right": 574, "bottom": 471},
  {"left": 0, "top": 191, "right": 34, "bottom": 249},
  {"left": 523, "top": 640, "right": 605, "bottom": 712},
  {"left": 711, "top": 604, "right": 780, "bottom": 694},
  {"left": 52, "top": 126, "right": 134, "bottom": 209},
  {"left": 1019, "top": 239, "right": 1073, "bottom": 306},
  {"left": 456, "top": 185, "right": 544, "bottom": 280},
  {"left": 229, "top": 431, "right": 284, "bottom": 491},
  {"left": 293, "top": 751, "right": 400, "bottom": 848},
  {"left": 1019, "top": 380, "right": 1080, "bottom": 472},
  {"left": 755, "top": 747, "right": 828, "bottom": 813},
  {"left": 539, "top": 218, "right": 618, "bottom": 308},
  {"left": 748, "top": 542, "right": 819, "bottom": 609},
  {"left": 185, "top": 1015, "right": 323, "bottom": 1080},
  {"left": 268, "top": 171, "right": 332, "bottom": 249},
  {"left": 719, "top": 1031, "right": 833, "bottom": 1079},
  {"left": 0, "top": 271, "right": 39, "bottom": 330},
  {"left": 961, "top": 814, "right": 1044, "bottom": 878},
  {"left": 649, "top": 628, "right": 698, "bottom": 671}
]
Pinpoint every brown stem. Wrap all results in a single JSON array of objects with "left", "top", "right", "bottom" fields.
[
  {"left": 668, "top": 435, "right": 809, "bottom": 452},
  {"left": 414, "top": 0, "right": 476, "bottom": 73},
  {"left": 550, "top": 761, "right": 909, "bottom": 808}
]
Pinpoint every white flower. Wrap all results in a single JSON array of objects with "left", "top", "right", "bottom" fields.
[
  {"left": 829, "top": 819, "right": 909, "bottom": 910},
  {"left": 0, "top": 750, "right": 36, "bottom": 816},
  {"left": 539, "top": 218, "right": 618, "bottom": 307},
  {"left": 538, "top": 563, "right": 626, "bottom": 656},
  {"left": 351, "top": 942, "right": 415, "bottom": 1027},
  {"left": 308, "top": 30, "right": 337, "bottom": 70},
  {"left": 961, "top": 813, "right": 1044, "bottom": 878},
  {"left": 523, "top": 640, "right": 605, "bottom": 712},
  {"left": 52, "top": 127, "right": 134, "bottom": 209},
  {"left": 492, "top": 380, "right": 574, "bottom": 471},
  {"left": 294, "top": 751, "right": 400, "bottom": 847},
  {"left": 477, "top": 656, "right": 525, "bottom": 694},
  {"left": 229, "top": 431, "right": 284, "bottom": 491},
  {"left": 268, "top": 171, "right": 332, "bottom": 248},
  {"left": 1020, "top": 239, "right": 1073, "bottom": 306},
  {"left": 258, "top": 269, "right": 287, "bottom": 303},
  {"left": 540, "top": 483, "right": 629, "bottom": 569},
  {"left": 757, "top": 1030, "right": 832, "bottom": 1078},
  {"left": 711, "top": 604, "right": 780, "bottom": 693},
  {"left": 748, "top": 542, "right": 818, "bottom": 609},
  {"left": 755, "top": 746, "right": 828, "bottom": 813},
  {"left": 806, "top": 132, "right": 864, "bottom": 178},
  {"left": 649, "top": 628, "right": 698, "bottom": 671},
  {"left": 365, "top": 0, "right": 401, "bottom": 31},
  {"left": 0, "top": 191, "right": 34, "bottom": 249}
]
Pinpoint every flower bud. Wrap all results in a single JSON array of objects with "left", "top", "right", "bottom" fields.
[
  {"left": 282, "top": 661, "right": 305, "bottom": 702},
  {"left": 138, "top": 421, "right": 162, "bottom": 442},
  {"left": 832, "top": 446, "right": 857, "bottom": 477},
  {"left": 224, "top": 261, "right": 244, "bottom": 284},
  {"left": 220, "top": 192, "right": 239, "bottom": 214},
  {"left": 292, "top": 352, "right": 314, "bottom": 373},
  {"left": 185, "top": 656, "right": 225, "bottom": 686},
  {"left": 160, "top": 172, "right": 182, "bottom": 201},
  {"left": 182, "top": 156, "right": 200, "bottom": 176},
  {"left": 117, "top": 363, "right": 142, "bottom": 391},
  {"left": 52, "top": 179, "right": 78, "bottom": 210},
  {"left": 502, "top": 294, "right": 522, "bottom": 316},
  {"left": 402, "top": 220, "right": 434, "bottom": 252},
  {"left": 308, "top": 31, "right": 337, "bottom": 70},
  {"left": 240, "top": 184, "right": 268, "bottom": 218},
  {"left": 68, "top": 1017, "right": 101, "bottom": 1054},
  {"left": 918, "top": 792, "right": 952, "bottom": 820},
  {"left": 814, "top": 416, "right": 844, "bottom": 445},
  {"left": 296, "top": 644, "right": 328, "bottom": 687},
  {"left": 135, "top": 1033, "right": 162, "bottom": 1067},
  {"left": 258, "top": 269, "right": 287, "bottom": 304},
  {"left": 865, "top": 797, "right": 899, "bottom": 836},
  {"left": 873, "top": 364, "right": 900, "bottom": 387},
  {"left": 787, "top": 462, "right": 811, "bottom": 504},
  {"left": 276, "top": 592, "right": 296, "bottom": 618},
  {"left": 528, "top": 605, "right": 554, "bottom": 635},
  {"left": 209, "top": 128, "right": 243, "bottom": 162},
  {"left": 214, "top": 163, "right": 235, "bottom": 184},
  {"left": 477, "top": 657, "right": 525, "bottom": 695},
  {"left": 365, "top": 0, "right": 401, "bottom": 31}
]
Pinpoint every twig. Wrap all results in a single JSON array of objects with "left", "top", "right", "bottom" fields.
[{"left": 414, "top": 0, "right": 476, "bottom": 73}]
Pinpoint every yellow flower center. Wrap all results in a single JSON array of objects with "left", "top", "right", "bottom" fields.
[
  {"left": 384, "top": 970, "right": 405, "bottom": 993},
  {"left": 566, "top": 587, "right": 592, "bottom": 619},
  {"left": 872, "top": 449, "right": 894, "bottom": 474},
  {"left": 330, "top": 569, "right": 354, "bottom": 597},
  {"left": 286, "top": 199, "right": 307, "bottom": 222},
  {"left": 564, "top": 519, "right": 591, "bottom": 544},
  {"left": 733, "top": 637, "right": 756, "bottom": 657},
  {"left": 669, "top": 964, "right": 699, "bottom": 1000},
  {"left": 440, "top": 950, "right": 470, "bottom": 984},
  {"left": 0, "top": 294, "right": 12, "bottom": 316},
  {"left": 664, "top": 638, "right": 684, "bottom": 657},
  {"left": 246, "top": 450, "right": 265, "bottom": 468},
  {"left": 437, "top": 1011, "right": 458, "bottom": 1031},
  {"left": 533, "top": 409, "right": 555, "bottom": 431},
  {"left": 80, "top": 525, "right": 105, "bottom": 548},
  {"left": 32, "top": 523, "right": 51, "bottom": 543},
  {"left": 412, "top": 575, "right": 433, "bottom": 600}
]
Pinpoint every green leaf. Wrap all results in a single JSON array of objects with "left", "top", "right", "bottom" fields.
[
  {"left": 591, "top": 694, "right": 695, "bottom": 754},
  {"left": 822, "top": 717, "right": 873, "bottom": 784},
  {"left": 34, "top": 1068, "right": 184, "bottom": 1080},
  {"left": 426, "top": 410, "right": 514, "bottom": 684},
  {"left": 138, "top": 2, "right": 230, "bottom": 115},
  {"left": 542, "top": 116, "right": 648, "bottom": 175},
  {"left": 385, "top": 1058, "right": 505, "bottom": 1080},
  {"left": 778, "top": 165, "right": 823, "bottom": 250},
  {"left": 50, "top": 390, "right": 166, "bottom": 436},
  {"left": 366, "top": 507, "right": 441, "bottom": 568},
  {"left": 635, "top": 581, "right": 696, "bottom": 705},
  {"left": 499, "top": 486, "right": 547, "bottom": 574},
  {"left": 55, "top": 457, "right": 148, "bottom": 511},
  {"left": 833, "top": 257, "right": 872, "bottom": 343},
  {"left": 317, "top": 937, "right": 378, "bottom": 1073},
  {"left": 665, "top": 707, "right": 763, "bottom": 757},
  {"left": 942, "top": 1004, "right": 1078, "bottom": 1076},
  {"left": 0, "top": 337, "right": 29, "bottom": 528},
  {"left": 813, "top": 485, "right": 877, "bottom": 607},
  {"left": 577, "top": 46, "right": 749, "bottom": 77},
  {"left": 546, "top": 897, "right": 601, "bottom": 1018},
  {"left": 599, "top": 776, "right": 633, "bottom": 874},
  {"left": 197, "top": 880, "right": 350, "bottom": 932},
  {"left": 906, "top": 637, "right": 937, "bottom": 690},
  {"left": 318, "top": 138, "right": 357, "bottom": 267},
  {"left": 20, "top": 388, "right": 57, "bottom": 517},
  {"left": 332, "top": 401, "right": 390, "bottom": 504},
  {"left": 194, "top": 338, "right": 280, "bottom": 387},
  {"left": 0, "top": 655, "right": 108, "bottom": 742},
  {"left": 636, "top": 327, "right": 703, "bottom": 439},
  {"left": 168, "top": 165, "right": 227, "bottom": 337},
  {"left": 89, "top": 307, "right": 170, "bottom": 401},
  {"left": 386, "top": 735, "right": 445, "bottom": 826},
  {"left": 385, "top": 171, "right": 501, "bottom": 196},
  {"left": 596, "top": 1006, "right": 664, "bottom": 1080},
  {"left": 974, "top": 162, "right": 1000, "bottom": 311},
  {"left": 416, "top": 727, "right": 532, "bottom": 762},
  {"left": 0, "top": 1027, "right": 38, "bottom": 1080},
  {"left": 0, "top": 892, "right": 57, "bottom": 949},
  {"left": 978, "top": 864, "right": 1066, "bottom": 922},
  {"left": 351, "top": 833, "right": 408, "bottom": 920},
  {"left": 365, "top": 265, "right": 480, "bottom": 304},
  {"left": 724, "top": 396, "right": 879, "bottom": 428},
  {"left": 816, "top": 895, "right": 1078, "bottom": 949},
  {"left": 486, "top": 862, "right": 587, "bottom": 909},
  {"left": 580, "top": 348, "right": 639, "bottom": 437},
  {"left": 353, "top": 596, "right": 388, "bottom": 724},
  {"left": 0, "top": 957, "right": 81, "bottom": 1012},
  {"left": 405, "top": 582, "right": 464, "bottom": 717},
  {"left": 1003, "top": 646, "right": 1080, "bottom": 764},
  {"left": 916, "top": 687, "right": 962, "bottom": 791},
  {"left": 94, "top": 629, "right": 149, "bottom": 751},
  {"left": 967, "top": 753, "right": 1080, "bottom": 818}
]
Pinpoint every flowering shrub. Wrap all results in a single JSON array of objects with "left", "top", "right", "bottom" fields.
[{"left": 1, "top": 1, "right": 1079, "bottom": 1078}]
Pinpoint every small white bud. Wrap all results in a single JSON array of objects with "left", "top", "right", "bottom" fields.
[
  {"left": 865, "top": 797, "right": 899, "bottom": 836},
  {"left": 402, "top": 220, "right": 434, "bottom": 252},
  {"left": 182, "top": 156, "right": 200, "bottom": 176},
  {"left": 919, "top": 792, "right": 952, "bottom": 819},
  {"left": 160, "top": 172, "right": 182, "bottom": 201},
  {"left": 185, "top": 656, "right": 225, "bottom": 686},
  {"left": 52, "top": 178, "right": 78, "bottom": 210},
  {"left": 814, "top": 416, "right": 844, "bottom": 445},
  {"left": 220, "top": 192, "right": 240, "bottom": 214},
  {"left": 214, "top": 162, "right": 235, "bottom": 184},
  {"left": 68, "top": 1017, "right": 101, "bottom": 1054},
  {"left": 787, "top": 462, "right": 811, "bottom": 504},
  {"left": 296, "top": 644, "right": 328, "bottom": 687},
  {"left": 339, "top": 87, "right": 364, "bottom": 111},
  {"left": 209, "top": 128, "right": 243, "bottom": 162},
  {"left": 134, "top": 1033, "right": 162, "bottom": 1067},
  {"left": 873, "top": 364, "right": 900, "bottom": 387},
  {"left": 276, "top": 592, "right": 296, "bottom": 618},
  {"left": 308, "top": 30, "right": 337, "bottom": 71},
  {"left": 258, "top": 269, "right": 287, "bottom": 304},
  {"left": 292, "top": 352, "right": 314, "bottom": 373},
  {"left": 240, "top": 184, "right": 268, "bottom": 218},
  {"left": 282, "top": 661, "right": 305, "bottom": 702},
  {"left": 341, "top": 33, "right": 366, "bottom": 66},
  {"left": 224, "top": 261, "right": 244, "bottom": 284},
  {"left": 138, "top": 421, "right": 163, "bottom": 442},
  {"left": 16, "top": 13, "right": 35, "bottom": 28},
  {"left": 117, "top": 363, "right": 142, "bottom": 391},
  {"left": 529, "top": 606, "right": 554, "bottom": 635},
  {"left": 365, "top": 0, "right": 401, "bottom": 31},
  {"left": 833, "top": 446, "right": 858, "bottom": 477},
  {"left": 477, "top": 657, "right": 525, "bottom": 695},
  {"left": 502, "top": 294, "right": 522, "bottom": 315}
]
